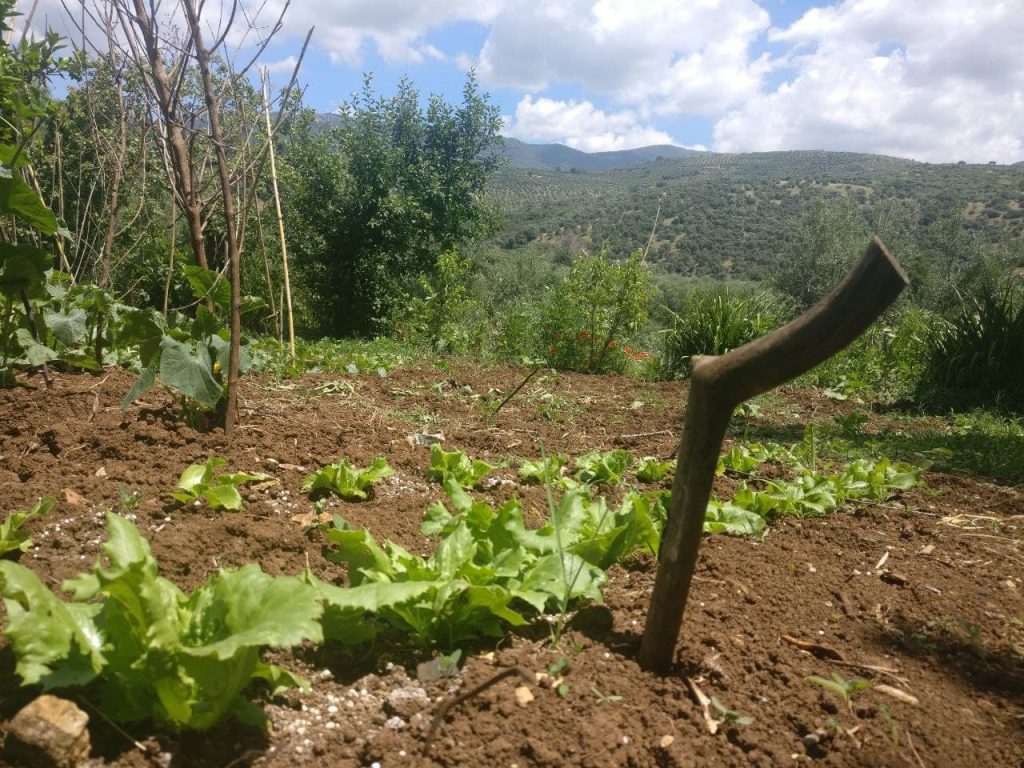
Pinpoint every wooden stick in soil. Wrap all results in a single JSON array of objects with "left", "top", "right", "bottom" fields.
[
  {"left": 422, "top": 666, "right": 534, "bottom": 756},
  {"left": 260, "top": 66, "right": 296, "bottom": 363},
  {"left": 491, "top": 365, "right": 542, "bottom": 414},
  {"left": 638, "top": 236, "right": 909, "bottom": 674}
]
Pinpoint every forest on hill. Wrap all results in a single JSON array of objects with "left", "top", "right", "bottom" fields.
[{"left": 489, "top": 150, "right": 1024, "bottom": 280}]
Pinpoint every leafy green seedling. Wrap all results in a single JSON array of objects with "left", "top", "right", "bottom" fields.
[
  {"left": 117, "top": 485, "right": 142, "bottom": 512},
  {"left": 591, "top": 685, "right": 623, "bottom": 703},
  {"left": 704, "top": 500, "right": 766, "bottom": 536},
  {"left": 426, "top": 445, "right": 497, "bottom": 488},
  {"left": 519, "top": 454, "right": 568, "bottom": 484},
  {"left": 878, "top": 703, "right": 901, "bottom": 746},
  {"left": 574, "top": 449, "right": 633, "bottom": 485},
  {"left": 808, "top": 673, "right": 869, "bottom": 711},
  {"left": 416, "top": 649, "right": 462, "bottom": 682},
  {"left": 834, "top": 410, "right": 870, "bottom": 437},
  {"left": 711, "top": 697, "right": 753, "bottom": 726},
  {"left": 548, "top": 656, "right": 571, "bottom": 676},
  {"left": 0, "top": 497, "right": 54, "bottom": 556},
  {"left": 170, "top": 457, "right": 268, "bottom": 511},
  {"left": 547, "top": 658, "right": 571, "bottom": 698},
  {"left": 304, "top": 457, "right": 394, "bottom": 500},
  {"left": 636, "top": 456, "right": 675, "bottom": 483}
]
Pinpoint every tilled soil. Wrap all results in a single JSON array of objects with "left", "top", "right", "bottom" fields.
[{"left": 0, "top": 363, "right": 1021, "bottom": 768}]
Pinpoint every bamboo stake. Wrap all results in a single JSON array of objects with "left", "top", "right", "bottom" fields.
[
  {"left": 638, "top": 237, "right": 909, "bottom": 674},
  {"left": 260, "top": 66, "right": 296, "bottom": 363},
  {"left": 163, "top": 199, "right": 176, "bottom": 316}
]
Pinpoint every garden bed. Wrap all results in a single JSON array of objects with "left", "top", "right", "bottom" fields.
[{"left": 1, "top": 362, "right": 1021, "bottom": 767}]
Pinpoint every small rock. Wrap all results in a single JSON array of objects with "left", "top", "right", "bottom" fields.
[
  {"left": 384, "top": 686, "right": 430, "bottom": 718},
  {"left": 659, "top": 735, "right": 675, "bottom": 748},
  {"left": 94, "top": 467, "right": 107, "bottom": 478},
  {"left": 384, "top": 716, "right": 407, "bottom": 731},
  {"left": 7, "top": 695, "right": 90, "bottom": 768},
  {"left": 514, "top": 686, "right": 534, "bottom": 707}
]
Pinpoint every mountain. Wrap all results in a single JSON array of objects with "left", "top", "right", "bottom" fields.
[{"left": 499, "top": 138, "right": 703, "bottom": 172}]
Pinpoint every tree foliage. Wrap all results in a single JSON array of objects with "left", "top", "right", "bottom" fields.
[{"left": 282, "top": 74, "right": 504, "bottom": 336}]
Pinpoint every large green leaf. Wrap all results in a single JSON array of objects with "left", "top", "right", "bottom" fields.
[
  {"left": 14, "top": 328, "right": 58, "bottom": 366},
  {"left": 186, "top": 565, "right": 323, "bottom": 659},
  {"left": 0, "top": 561, "right": 104, "bottom": 687},
  {"left": 158, "top": 335, "right": 223, "bottom": 409},
  {"left": 44, "top": 307, "right": 88, "bottom": 346},
  {"left": 182, "top": 264, "right": 231, "bottom": 316},
  {"left": 0, "top": 172, "right": 59, "bottom": 234},
  {"left": 116, "top": 308, "right": 164, "bottom": 366},
  {"left": 0, "top": 244, "right": 51, "bottom": 297},
  {"left": 121, "top": 363, "right": 157, "bottom": 410}
]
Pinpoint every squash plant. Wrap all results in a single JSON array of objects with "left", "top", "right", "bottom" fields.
[{"left": 0, "top": 0, "right": 69, "bottom": 387}]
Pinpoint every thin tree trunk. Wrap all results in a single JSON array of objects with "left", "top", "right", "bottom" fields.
[
  {"left": 163, "top": 200, "right": 177, "bottom": 316},
  {"left": 182, "top": 0, "right": 242, "bottom": 432},
  {"left": 123, "top": 0, "right": 208, "bottom": 271}
]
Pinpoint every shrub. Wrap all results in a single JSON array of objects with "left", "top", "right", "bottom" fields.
[
  {"left": 538, "top": 247, "right": 653, "bottom": 374},
  {"left": 658, "top": 287, "right": 789, "bottom": 379},
  {"left": 917, "top": 280, "right": 1024, "bottom": 412},
  {"left": 805, "top": 303, "right": 932, "bottom": 404}
]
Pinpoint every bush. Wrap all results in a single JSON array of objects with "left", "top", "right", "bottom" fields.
[
  {"left": 658, "top": 287, "right": 790, "bottom": 379},
  {"left": 393, "top": 250, "right": 480, "bottom": 354},
  {"left": 538, "top": 248, "right": 653, "bottom": 374},
  {"left": 804, "top": 303, "right": 932, "bottom": 403},
  {"left": 917, "top": 280, "right": 1024, "bottom": 412}
]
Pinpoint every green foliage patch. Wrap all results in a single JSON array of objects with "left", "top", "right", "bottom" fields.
[
  {"left": 169, "top": 457, "right": 268, "bottom": 511},
  {"left": 303, "top": 457, "right": 394, "bottom": 501},
  {"left": 0, "top": 497, "right": 54, "bottom": 556},
  {"left": 0, "top": 513, "right": 322, "bottom": 730}
]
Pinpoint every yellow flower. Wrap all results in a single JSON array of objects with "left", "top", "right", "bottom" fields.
[{"left": 212, "top": 361, "right": 222, "bottom": 374}]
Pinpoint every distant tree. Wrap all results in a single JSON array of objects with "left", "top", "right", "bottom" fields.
[
  {"left": 282, "top": 73, "right": 504, "bottom": 336},
  {"left": 771, "top": 197, "right": 868, "bottom": 310}
]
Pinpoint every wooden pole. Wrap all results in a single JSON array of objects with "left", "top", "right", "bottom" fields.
[
  {"left": 638, "top": 236, "right": 909, "bottom": 674},
  {"left": 261, "top": 67, "right": 296, "bottom": 364}
]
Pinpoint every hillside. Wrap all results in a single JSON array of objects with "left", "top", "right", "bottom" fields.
[
  {"left": 488, "top": 150, "right": 1024, "bottom": 280},
  {"left": 500, "top": 137, "right": 701, "bottom": 171}
]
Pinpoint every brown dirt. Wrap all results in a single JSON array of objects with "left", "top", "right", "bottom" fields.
[{"left": 1, "top": 363, "right": 1022, "bottom": 768}]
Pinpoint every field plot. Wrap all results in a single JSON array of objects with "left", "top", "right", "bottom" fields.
[{"left": 1, "top": 363, "right": 1022, "bottom": 767}]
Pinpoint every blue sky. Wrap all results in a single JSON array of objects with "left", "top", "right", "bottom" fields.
[{"left": 27, "top": 0, "right": 1024, "bottom": 163}]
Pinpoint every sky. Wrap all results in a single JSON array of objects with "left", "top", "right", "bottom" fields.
[{"left": 22, "top": 0, "right": 1024, "bottom": 163}]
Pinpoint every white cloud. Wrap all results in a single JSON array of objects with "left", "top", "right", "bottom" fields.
[
  {"left": 503, "top": 96, "right": 675, "bottom": 152},
  {"left": 478, "top": 0, "right": 770, "bottom": 116},
  {"left": 276, "top": 0, "right": 505, "bottom": 65},
  {"left": 714, "top": 0, "right": 1024, "bottom": 163},
  {"left": 264, "top": 55, "right": 298, "bottom": 76}
]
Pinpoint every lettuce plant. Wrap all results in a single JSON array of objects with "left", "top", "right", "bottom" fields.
[
  {"left": 0, "top": 513, "right": 322, "bottom": 730},
  {"left": 0, "top": 497, "right": 54, "bottom": 556},
  {"left": 426, "top": 445, "right": 497, "bottom": 489},
  {"left": 303, "top": 457, "right": 394, "bottom": 500}
]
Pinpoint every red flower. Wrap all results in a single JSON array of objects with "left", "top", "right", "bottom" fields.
[
  {"left": 550, "top": 345, "right": 558, "bottom": 354},
  {"left": 609, "top": 339, "right": 617, "bottom": 348},
  {"left": 625, "top": 345, "right": 633, "bottom": 354}
]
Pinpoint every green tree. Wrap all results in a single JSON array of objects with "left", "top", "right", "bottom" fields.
[
  {"left": 282, "top": 73, "right": 504, "bottom": 336},
  {"left": 771, "top": 197, "right": 868, "bottom": 310}
]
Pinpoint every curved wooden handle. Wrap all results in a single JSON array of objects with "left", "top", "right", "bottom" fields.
[{"left": 638, "top": 236, "right": 908, "bottom": 674}]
